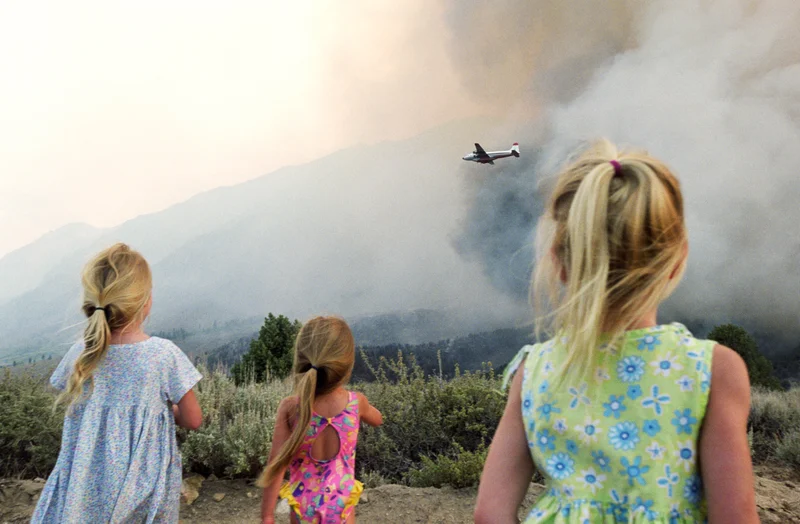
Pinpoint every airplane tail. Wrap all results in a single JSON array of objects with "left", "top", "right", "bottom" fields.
[{"left": 511, "top": 143, "right": 520, "bottom": 157}]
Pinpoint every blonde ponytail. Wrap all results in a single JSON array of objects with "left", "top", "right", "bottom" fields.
[
  {"left": 258, "top": 369, "right": 317, "bottom": 487},
  {"left": 57, "top": 243, "right": 152, "bottom": 407},
  {"left": 533, "top": 139, "right": 686, "bottom": 382},
  {"left": 257, "top": 316, "right": 356, "bottom": 488}
]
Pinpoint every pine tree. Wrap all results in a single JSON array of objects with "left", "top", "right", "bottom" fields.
[
  {"left": 708, "top": 324, "right": 782, "bottom": 390},
  {"left": 232, "top": 313, "right": 302, "bottom": 384}
]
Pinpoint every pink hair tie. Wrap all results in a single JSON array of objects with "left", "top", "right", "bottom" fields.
[{"left": 609, "top": 160, "right": 622, "bottom": 175}]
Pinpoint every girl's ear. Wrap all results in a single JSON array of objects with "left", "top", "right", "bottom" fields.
[{"left": 670, "top": 242, "right": 689, "bottom": 280}]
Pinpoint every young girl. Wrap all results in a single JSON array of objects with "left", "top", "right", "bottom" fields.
[
  {"left": 258, "top": 316, "right": 383, "bottom": 524},
  {"left": 475, "top": 140, "right": 757, "bottom": 523},
  {"left": 32, "top": 243, "right": 203, "bottom": 523}
]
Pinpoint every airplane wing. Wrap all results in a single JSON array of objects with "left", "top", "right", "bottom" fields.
[{"left": 474, "top": 143, "right": 489, "bottom": 158}]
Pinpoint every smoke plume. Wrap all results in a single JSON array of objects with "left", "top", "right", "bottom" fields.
[{"left": 448, "top": 0, "right": 800, "bottom": 350}]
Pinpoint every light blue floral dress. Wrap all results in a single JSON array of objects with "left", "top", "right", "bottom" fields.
[
  {"left": 32, "top": 337, "right": 202, "bottom": 523},
  {"left": 502, "top": 323, "right": 714, "bottom": 523}
]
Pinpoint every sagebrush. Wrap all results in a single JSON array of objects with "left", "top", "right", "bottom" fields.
[
  {"left": 2, "top": 359, "right": 799, "bottom": 486},
  {"left": 0, "top": 369, "right": 64, "bottom": 478}
]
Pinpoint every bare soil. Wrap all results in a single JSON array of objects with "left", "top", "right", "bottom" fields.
[{"left": 2, "top": 466, "right": 798, "bottom": 523}]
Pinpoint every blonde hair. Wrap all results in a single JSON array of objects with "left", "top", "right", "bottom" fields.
[
  {"left": 257, "top": 316, "right": 355, "bottom": 487},
  {"left": 57, "top": 243, "right": 152, "bottom": 407},
  {"left": 533, "top": 139, "right": 686, "bottom": 381}
]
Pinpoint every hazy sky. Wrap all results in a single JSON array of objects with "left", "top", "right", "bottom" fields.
[{"left": 0, "top": 1, "right": 479, "bottom": 258}]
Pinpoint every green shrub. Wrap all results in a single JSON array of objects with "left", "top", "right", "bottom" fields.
[
  {"left": 178, "top": 364, "right": 291, "bottom": 477},
  {"left": 4, "top": 350, "right": 800, "bottom": 489},
  {"left": 359, "top": 470, "right": 388, "bottom": 489},
  {"left": 353, "top": 351, "right": 504, "bottom": 483},
  {"left": 0, "top": 370, "right": 63, "bottom": 478},
  {"left": 708, "top": 324, "right": 783, "bottom": 390},
  {"left": 749, "top": 387, "right": 800, "bottom": 462},
  {"left": 775, "top": 430, "right": 800, "bottom": 469},
  {"left": 405, "top": 443, "right": 488, "bottom": 488}
]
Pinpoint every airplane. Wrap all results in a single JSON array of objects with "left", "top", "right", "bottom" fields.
[{"left": 462, "top": 142, "right": 520, "bottom": 164}]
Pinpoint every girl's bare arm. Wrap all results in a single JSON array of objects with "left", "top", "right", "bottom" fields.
[
  {"left": 474, "top": 367, "right": 534, "bottom": 524},
  {"left": 357, "top": 392, "right": 383, "bottom": 426},
  {"left": 172, "top": 389, "right": 202, "bottom": 430},
  {"left": 261, "top": 397, "right": 294, "bottom": 524},
  {"left": 699, "top": 344, "right": 758, "bottom": 523}
]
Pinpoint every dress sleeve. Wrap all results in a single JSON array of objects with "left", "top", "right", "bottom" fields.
[
  {"left": 163, "top": 340, "right": 203, "bottom": 403},
  {"left": 49, "top": 342, "right": 83, "bottom": 391},
  {"left": 501, "top": 345, "right": 536, "bottom": 392}
]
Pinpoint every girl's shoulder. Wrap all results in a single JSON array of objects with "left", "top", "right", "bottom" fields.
[
  {"left": 49, "top": 341, "right": 87, "bottom": 390},
  {"left": 139, "top": 336, "right": 192, "bottom": 364},
  {"left": 280, "top": 395, "right": 300, "bottom": 412},
  {"left": 141, "top": 335, "right": 179, "bottom": 351}
]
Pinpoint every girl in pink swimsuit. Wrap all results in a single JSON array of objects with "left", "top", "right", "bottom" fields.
[{"left": 258, "top": 316, "right": 383, "bottom": 524}]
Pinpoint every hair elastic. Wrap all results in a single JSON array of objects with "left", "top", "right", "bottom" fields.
[
  {"left": 93, "top": 306, "right": 106, "bottom": 313},
  {"left": 309, "top": 364, "right": 320, "bottom": 371},
  {"left": 609, "top": 159, "right": 622, "bottom": 175}
]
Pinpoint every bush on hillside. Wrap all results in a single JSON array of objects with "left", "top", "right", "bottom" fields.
[
  {"left": 2, "top": 354, "right": 799, "bottom": 487},
  {"left": 707, "top": 324, "right": 783, "bottom": 390},
  {"left": 405, "top": 443, "right": 488, "bottom": 489},
  {"left": 353, "top": 351, "right": 505, "bottom": 484},
  {"left": 178, "top": 364, "right": 290, "bottom": 477},
  {"left": 0, "top": 370, "right": 63, "bottom": 478},
  {"left": 749, "top": 387, "right": 800, "bottom": 464}
]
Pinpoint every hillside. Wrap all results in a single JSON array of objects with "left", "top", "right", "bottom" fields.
[{"left": 0, "top": 117, "right": 526, "bottom": 364}]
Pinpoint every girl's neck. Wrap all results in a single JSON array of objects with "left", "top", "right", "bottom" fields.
[
  {"left": 627, "top": 309, "right": 658, "bottom": 331},
  {"left": 109, "top": 326, "right": 149, "bottom": 345}
]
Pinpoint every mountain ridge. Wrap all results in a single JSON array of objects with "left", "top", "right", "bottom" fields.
[{"left": 0, "top": 116, "right": 524, "bottom": 361}]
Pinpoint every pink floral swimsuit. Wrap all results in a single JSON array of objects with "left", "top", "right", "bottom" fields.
[{"left": 280, "top": 391, "right": 363, "bottom": 523}]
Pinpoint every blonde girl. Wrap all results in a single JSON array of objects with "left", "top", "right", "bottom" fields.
[
  {"left": 475, "top": 140, "right": 757, "bottom": 523},
  {"left": 32, "top": 243, "right": 203, "bottom": 523},
  {"left": 258, "top": 316, "right": 383, "bottom": 524}
]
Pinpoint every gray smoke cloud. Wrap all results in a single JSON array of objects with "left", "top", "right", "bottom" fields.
[{"left": 447, "top": 0, "right": 800, "bottom": 351}]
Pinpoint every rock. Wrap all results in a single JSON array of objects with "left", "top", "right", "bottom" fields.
[
  {"left": 212, "top": 493, "right": 226, "bottom": 502},
  {"left": 786, "top": 481, "right": 796, "bottom": 489},
  {"left": 361, "top": 493, "right": 369, "bottom": 504},
  {"left": 246, "top": 491, "right": 255, "bottom": 499},
  {"left": 276, "top": 499, "right": 290, "bottom": 514},
  {"left": 18, "top": 480, "right": 44, "bottom": 497},
  {"left": 207, "top": 474, "right": 218, "bottom": 482},
  {"left": 180, "top": 483, "right": 199, "bottom": 506},
  {"left": 184, "top": 474, "right": 205, "bottom": 490},
  {"left": 180, "top": 474, "right": 205, "bottom": 506}
]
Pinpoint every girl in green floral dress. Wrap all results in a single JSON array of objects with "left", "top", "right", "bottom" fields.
[{"left": 475, "top": 140, "right": 757, "bottom": 523}]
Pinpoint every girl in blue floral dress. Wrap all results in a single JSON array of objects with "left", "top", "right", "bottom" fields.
[
  {"left": 32, "top": 243, "right": 203, "bottom": 523},
  {"left": 475, "top": 140, "right": 757, "bottom": 523}
]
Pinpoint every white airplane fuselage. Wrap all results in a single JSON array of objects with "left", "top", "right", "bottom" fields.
[{"left": 462, "top": 143, "right": 520, "bottom": 165}]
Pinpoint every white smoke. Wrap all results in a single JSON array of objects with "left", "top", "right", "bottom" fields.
[{"left": 451, "top": 0, "right": 800, "bottom": 348}]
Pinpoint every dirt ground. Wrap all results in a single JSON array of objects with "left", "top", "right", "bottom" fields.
[{"left": 2, "top": 465, "right": 798, "bottom": 523}]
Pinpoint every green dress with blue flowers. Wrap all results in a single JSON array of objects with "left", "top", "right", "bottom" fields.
[{"left": 502, "top": 323, "right": 714, "bottom": 523}]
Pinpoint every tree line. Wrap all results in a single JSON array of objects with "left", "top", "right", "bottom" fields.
[{"left": 228, "top": 313, "right": 788, "bottom": 390}]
